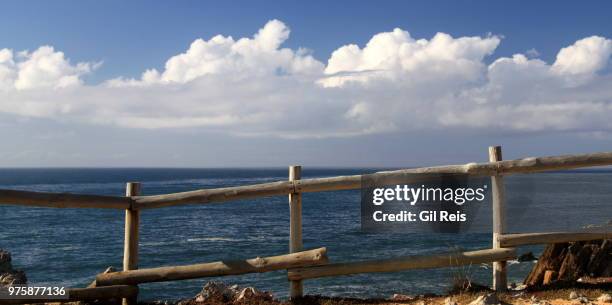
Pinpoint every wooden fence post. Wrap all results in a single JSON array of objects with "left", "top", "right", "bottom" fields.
[
  {"left": 288, "top": 166, "right": 303, "bottom": 299},
  {"left": 489, "top": 146, "right": 507, "bottom": 291},
  {"left": 123, "top": 182, "right": 141, "bottom": 305}
]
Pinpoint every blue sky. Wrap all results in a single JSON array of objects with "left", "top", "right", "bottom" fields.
[
  {"left": 1, "top": 1, "right": 612, "bottom": 167},
  {"left": 3, "top": 1, "right": 611, "bottom": 82}
]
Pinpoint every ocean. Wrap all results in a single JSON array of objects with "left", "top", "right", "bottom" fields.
[{"left": 0, "top": 168, "right": 610, "bottom": 301}]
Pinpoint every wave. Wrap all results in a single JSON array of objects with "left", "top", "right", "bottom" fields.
[
  {"left": 140, "top": 241, "right": 176, "bottom": 247},
  {"left": 186, "top": 237, "right": 240, "bottom": 242}
]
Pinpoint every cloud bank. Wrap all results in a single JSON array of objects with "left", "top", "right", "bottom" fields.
[{"left": 0, "top": 20, "right": 611, "bottom": 137}]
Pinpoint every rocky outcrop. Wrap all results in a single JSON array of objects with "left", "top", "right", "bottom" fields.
[
  {"left": 524, "top": 239, "right": 611, "bottom": 286},
  {"left": 0, "top": 249, "right": 27, "bottom": 287},
  {"left": 517, "top": 252, "right": 537, "bottom": 262},
  {"left": 177, "top": 282, "right": 276, "bottom": 305}
]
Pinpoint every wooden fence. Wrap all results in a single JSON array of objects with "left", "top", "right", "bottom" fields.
[{"left": 1, "top": 146, "right": 611, "bottom": 304}]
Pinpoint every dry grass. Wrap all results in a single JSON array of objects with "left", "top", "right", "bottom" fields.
[{"left": 286, "top": 288, "right": 611, "bottom": 305}]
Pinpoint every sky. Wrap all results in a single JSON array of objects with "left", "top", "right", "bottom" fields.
[{"left": 1, "top": 0, "right": 612, "bottom": 167}]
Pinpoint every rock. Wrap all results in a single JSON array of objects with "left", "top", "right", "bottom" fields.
[
  {"left": 569, "top": 291, "right": 579, "bottom": 299},
  {"left": 391, "top": 294, "right": 415, "bottom": 301},
  {"left": 518, "top": 252, "right": 537, "bottom": 262},
  {"left": 0, "top": 271, "right": 27, "bottom": 287},
  {"left": 525, "top": 240, "right": 611, "bottom": 286},
  {"left": 235, "top": 287, "right": 256, "bottom": 302},
  {"left": 598, "top": 294, "right": 612, "bottom": 303},
  {"left": 193, "top": 282, "right": 274, "bottom": 304},
  {"left": 444, "top": 297, "right": 457, "bottom": 305},
  {"left": 468, "top": 293, "right": 500, "bottom": 305},
  {"left": 197, "top": 281, "right": 239, "bottom": 302},
  {"left": 0, "top": 249, "right": 13, "bottom": 273},
  {"left": 543, "top": 270, "right": 557, "bottom": 285},
  {"left": 567, "top": 292, "right": 589, "bottom": 303},
  {"left": 575, "top": 296, "right": 589, "bottom": 304},
  {"left": 235, "top": 287, "right": 273, "bottom": 302},
  {"left": 0, "top": 249, "right": 27, "bottom": 287},
  {"left": 529, "top": 295, "right": 553, "bottom": 305},
  {"left": 194, "top": 294, "right": 205, "bottom": 303},
  {"left": 512, "top": 283, "right": 527, "bottom": 291}
]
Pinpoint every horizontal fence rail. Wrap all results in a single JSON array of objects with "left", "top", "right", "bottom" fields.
[
  {"left": 1, "top": 151, "right": 612, "bottom": 210},
  {"left": 0, "top": 189, "right": 131, "bottom": 209},
  {"left": 288, "top": 248, "right": 517, "bottom": 281},
  {"left": 132, "top": 151, "right": 612, "bottom": 209},
  {"left": 134, "top": 181, "right": 295, "bottom": 209},
  {"left": 499, "top": 231, "right": 611, "bottom": 247},
  {"left": 95, "top": 247, "right": 328, "bottom": 286}
]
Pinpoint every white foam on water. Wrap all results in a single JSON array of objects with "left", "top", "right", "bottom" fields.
[
  {"left": 186, "top": 237, "right": 240, "bottom": 242},
  {"left": 140, "top": 241, "right": 175, "bottom": 247}
]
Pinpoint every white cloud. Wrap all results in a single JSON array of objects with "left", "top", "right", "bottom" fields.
[
  {"left": 0, "top": 21, "right": 611, "bottom": 138},
  {"left": 108, "top": 19, "right": 323, "bottom": 86},
  {"left": 552, "top": 36, "right": 612, "bottom": 76},
  {"left": 0, "top": 49, "right": 17, "bottom": 90},
  {"left": 321, "top": 29, "right": 500, "bottom": 87},
  {"left": 0, "top": 46, "right": 97, "bottom": 91}
]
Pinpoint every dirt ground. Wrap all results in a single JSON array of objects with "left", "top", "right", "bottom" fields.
[{"left": 173, "top": 288, "right": 611, "bottom": 305}]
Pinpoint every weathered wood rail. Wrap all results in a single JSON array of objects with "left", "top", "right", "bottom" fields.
[
  {"left": 2, "top": 151, "right": 612, "bottom": 210},
  {"left": 0, "top": 146, "right": 611, "bottom": 302},
  {"left": 96, "top": 247, "right": 327, "bottom": 286},
  {"left": 0, "top": 189, "right": 130, "bottom": 209},
  {"left": 288, "top": 248, "right": 517, "bottom": 280},
  {"left": 499, "top": 231, "right": 611, "bottom": 247},
  {"left": 131, "top": 151, "right": 612, "bottom": 209}
]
